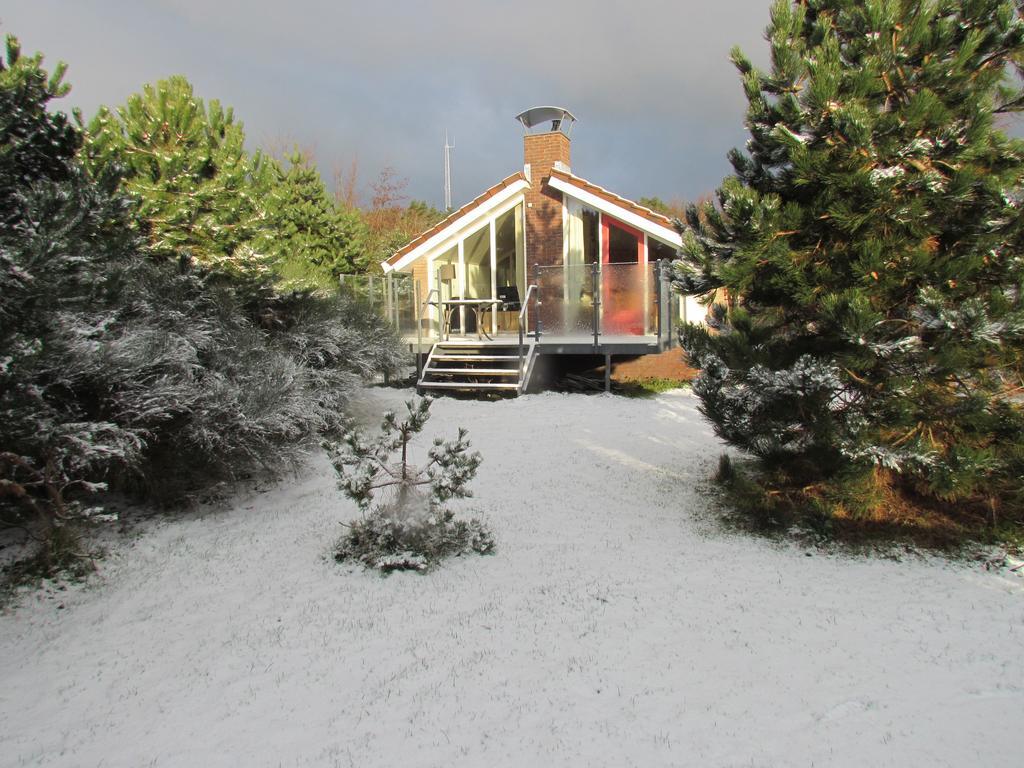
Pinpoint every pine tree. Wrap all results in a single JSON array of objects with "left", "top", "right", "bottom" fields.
[
  {"left": 82, "top": 76, "right": 270, "bottom": 278},
  {"left": 262, "top": 151, "right": 367, "bottom": 288},
  {"left": 1, "top": 37, "right": 146, "bottom": 566},
  {"left": 324, "top": 398, "right": 493, "bottom": 572},
  {"left": 674, "top": 0, "right": 1024, "bottom": 525},
  {"left": 0, "top": 36, "right": 79, "bottom": 228}
]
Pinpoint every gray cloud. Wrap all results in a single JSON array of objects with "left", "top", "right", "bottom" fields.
[{"left": 4, "top": 0, "right": 774, "bottom": 206}]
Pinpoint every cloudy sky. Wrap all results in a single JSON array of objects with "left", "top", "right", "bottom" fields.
[{"left": 4, "top": 0, "right": 774, "bottom": 208}]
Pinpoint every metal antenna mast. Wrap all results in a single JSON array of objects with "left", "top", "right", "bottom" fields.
[{"left": 443, "top": 130, "right": 454, "bottom": 212}]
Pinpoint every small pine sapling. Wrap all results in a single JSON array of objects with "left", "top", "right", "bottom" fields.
[{"left": 324, "top": 397, "right": 493, "bottom": 573}]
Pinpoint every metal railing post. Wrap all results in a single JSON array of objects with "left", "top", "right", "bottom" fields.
[
  {"left": 655, "top": 259, "right": 663, "bottom": 347},
  {"left": 592, "top": 261, "right": 600, "bottom": 350},
  {"left": 533, "top": 264, "right": 542, "bottom": 341},
  {"left": 414, "top": 280, "right": 423, "bottom": 379},
  {"left": 668, "top": 267, "right": 677, "bottom": 349},
  {"left": 387, "top": 274, "right": 395, "bottom": 327},
  {"left": 518, "top": 321, "right": 525, "bottom": 379},
  {"left": 435, "top": 267, "right": 443, "bottom": 340}
]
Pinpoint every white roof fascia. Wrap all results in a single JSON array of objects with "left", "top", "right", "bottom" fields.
[
  {"left": 547, "top": 175, "right": 683, "bottom": 247},
  {"left": 382, "top": 179, "right": 530, "bottom": 273}
]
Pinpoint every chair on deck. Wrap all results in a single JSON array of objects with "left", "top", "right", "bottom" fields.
[{"left": 496, "top": 286, "right": 521, "bottom": 332}]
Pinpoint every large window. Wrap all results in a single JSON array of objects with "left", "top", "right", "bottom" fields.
[
  {"left": 648, "top": 238, "right": 677, "bottom": 263},
  {"left": 426, "top": 201, "right": 525, "bottom": 335},
  {"left": 607, "top": 221, "right": 640, "bottom": 263},
  {"left": 582, "top": 209, "right": 599, "bottom": 264},
  {"left": 462, "top": 225, "right": 490, "bottom": 333},
  {"left": 494, "top": 204, "right": 523, "bottom": 296},
  {"left": 463, "top": 225, "right": 491, "bottom": 300},
  {"left": 565, "top": 201, "right": 599, "bottom": 268}
]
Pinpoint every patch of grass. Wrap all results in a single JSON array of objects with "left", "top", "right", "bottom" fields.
[
  {"left": 0, "top": 524, "right": 99, "bottom": 606},
  {"left": 554, "top": 373, "right": 691, "bottom": 398},
  {"left": 614, "top": 378, "right": 690, "bottom": 398}
]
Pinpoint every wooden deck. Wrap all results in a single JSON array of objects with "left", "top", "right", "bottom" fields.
[{"left": 403, "top": 331, "right": 667, "bottom": 357}]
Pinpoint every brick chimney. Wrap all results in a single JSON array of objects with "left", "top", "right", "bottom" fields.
[{"left": 523, "top": 131, "right": 571, "bottom": 269}]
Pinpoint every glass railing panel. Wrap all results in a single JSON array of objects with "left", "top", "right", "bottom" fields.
[
  {"left": 389, "top": 273, "right": 419, "bottom": 338},
  {"left": 339, "top": 274, "right": 430, "bottom": 338},
  {"left": 338, "top": 274, "right": 386, "bottom": 307},
  {"left": 536, "top": 264, "right": 595, "bottom": 338},
  {"left": 600, "top": 262, "right": 654, "bottom": 337},
  {"left": 536, "top": 265, "right": 565, "bottom": 335}
]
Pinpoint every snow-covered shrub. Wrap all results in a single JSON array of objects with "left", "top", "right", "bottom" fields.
[
  {"left": 0, "top": 36, "right": 405, "bottom": 575},
  {"left": 335, "top": 509, "right": 494, "bottom": 573},
  {"left": 99, "top": 274, "right": 405, "bottom": 501},
  {"left": 325, "top": 398, "right": 493, "bottom": 573}
]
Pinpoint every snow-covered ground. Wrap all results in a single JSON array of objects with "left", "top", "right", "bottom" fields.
[{"left": 1, "top": 388, "right": 1021, "bottom": 767}]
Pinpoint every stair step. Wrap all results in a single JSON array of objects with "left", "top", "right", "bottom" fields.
[
  {"left": 432, "top": 354, "right": 520, "bottom": 362},
  {"left": 426, "top": 368, "right": 520, "bottom": 376},
  {"left": 418, "top": 339, "right": 536, "bottom": 396},
  {"left": 435, "top": 345, "right": 520, "bottom": 351},
  {"left": 419, "top": 381, "right": 520, "bottom": 390},
  {"left": 436, "top": 344, "right": 520, "bottom": 349}
]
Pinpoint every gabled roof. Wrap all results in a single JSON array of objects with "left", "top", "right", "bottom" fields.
[
  {"left": 547, "top": 169, "right": 683, "bottom": 245},
  {"left": 382, "top": 166, "right": 684, "bottom": 272},
  {"left": 383, "top": 172, "right": 528, "bottom": 270}
]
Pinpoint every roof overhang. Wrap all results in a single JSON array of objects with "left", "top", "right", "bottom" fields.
[
  {"left": 382, "top": 177, "right": 530, "bottom": 273},
  {"left": 547, "top": 174, "right": 683, "bottom": 247}
]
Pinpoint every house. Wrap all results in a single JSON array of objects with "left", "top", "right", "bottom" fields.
[{"left": 379, "top": 106, "right": 706, "bottom": 394}]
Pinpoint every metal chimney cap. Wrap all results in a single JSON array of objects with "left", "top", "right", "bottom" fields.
[{"left": 515, "top": 106, "right": 577, "bottom": 134}]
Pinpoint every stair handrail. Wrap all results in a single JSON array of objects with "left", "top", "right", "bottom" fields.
[
  {"left": 518, "top": 283, "right": 538, "bottom": 376},
  {"left": 415, "top": 288, "right": 439, "bottom": 379}
]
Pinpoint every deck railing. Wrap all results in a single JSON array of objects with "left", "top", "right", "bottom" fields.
[
  {"left": 531, "top": 260, "right": 676, "bottom": 347},
  {"left": 338, "top": 260, "right": 679, "bottom": 349},
  {"left": 414, "top": 288, "right": 438, "bottom": 378},
  {"left": 338, "top": 272, "right": 421, "bottom": 339},
  {"left": 517, "top": 284, "right": 538, "bottom": 374}
]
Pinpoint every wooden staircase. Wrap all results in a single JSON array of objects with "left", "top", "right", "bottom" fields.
[{"left": 418, "top": 340, "right": 538, "bottom": 396}]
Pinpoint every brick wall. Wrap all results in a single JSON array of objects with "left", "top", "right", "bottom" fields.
[{"left": 523, "top": 132, "right": 569, "bottom": 271}]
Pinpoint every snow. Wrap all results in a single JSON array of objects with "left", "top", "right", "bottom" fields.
[
  {"left": 899, "top": 138, "right": 934, "bottom": 157},
  {"left": 1, "top": 387, "right": 1022, "bottom": 767},
  {"left": 777, "top": 125, "right": 815, "bottom": 146},
  {"left": 869, "top": 165, "right": 906, "bottom": 183}
]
